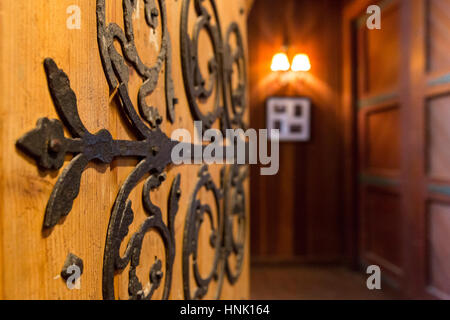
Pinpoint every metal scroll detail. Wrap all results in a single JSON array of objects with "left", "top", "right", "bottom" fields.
[
  {"left": 222, "top": 165, "right": 248, "bottom": 285},
  {"left": 182, "top": 164, "right": 248, "bottom": 300},
  {"left": 180, "top": 0, "right": 248, "bottom": 132},
  {"left": 103, "top": 171, "right": 181, "bottom": 300},
  {"left": 183, "top": 166, "right": 223, "bottom": 300},
  {"left": 224, "top": 23, "right": 248, "bottom": 130},
  {"left": 96, "top": 0, "right": 181, "bottom": 300},
  {"left": 16, "top": 0, "right": 248, "bottom": 301},
  {"left": 17, "top": 57, "right": 180, "bottom": 300},
  {"left": 180, "top": 0, "right": 248, "bottom": 298},
  {"left": 97, "top": 0, "right": 177, "bottom": 126},
  {"left": 16, "top": 58, "right": 178, "bottom": 229}
]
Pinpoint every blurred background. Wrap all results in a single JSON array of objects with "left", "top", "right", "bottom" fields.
[{"left": 248, "top": 0, "right": 450, "bottom": 299}]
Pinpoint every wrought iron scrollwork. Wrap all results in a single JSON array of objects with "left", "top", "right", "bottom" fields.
[
  {"left": 97, "top": 0, "right": 177, "bottom": 127},
  {"left": 103, "top": 170, "right": 181, "bottom": 300},
  {"left": 182, "top": 164, "right": 248, "bottom": 299},
  {"left": 17, "top": 57, "right": 179, "bottom": 300},
  {"left": 222, "top": 164, "right": 248, "bottom": 284},
  {"left": 16, "top": 0, "right": 248, "bottom": 300},
  {"left": 224, "top": 23, "right": 248, "bottom": 130},
  {"left": 180, "top": 0, "right": 248, "bottom": 298},
  {"left": 183, "top": 166, "right": 223, "bottom": 300},
  {"left": 180, "top": 0, "right": 248, "bottom": 132},
  {"left": 180, "top": 0, "right": 223, "bottom": 131}
]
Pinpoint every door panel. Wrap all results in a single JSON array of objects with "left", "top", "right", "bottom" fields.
[
  {"left": 427, "top": 94, "right": 450, "bottom": 181},
  {"left": 428, "top": 202, "right": 450, "bottom": 298},
  {"left": 364, "top": 105, "right": 401, "bottom": 173},
  {"left": 347, "top": 0, "right": 450, "bottom": 298},
  {"left": 363, "top": 186, "right": 403, "bottom": 276},
  {"left": 421, "top": 0, "right": 450, "bottom": 299},
  {"left": 427, "top": 0, "right": 450, "bottom": 72},
  {"left": 355, "top": 0, "right": 404, "bottom": 286}
]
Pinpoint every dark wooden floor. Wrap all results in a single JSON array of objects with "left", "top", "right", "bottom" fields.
[{"left": 251, "top": 264, "right": 402, "bottom": 300}]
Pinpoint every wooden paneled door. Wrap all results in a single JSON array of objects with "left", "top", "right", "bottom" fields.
[
  {"left": 0, "top": 0, "right": 251, "bottom": 299},
  {"left": 343, "top": 0, "right": 450, "bottom": 298},
  {"left": 355, "top": 0, "right": 405, "bottom": 287},
  {"left": 405, "top": 0, "right": 450, "bottom": 299}
]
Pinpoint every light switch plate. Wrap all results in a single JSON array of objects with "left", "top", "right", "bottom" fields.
[{"left": 266, "top": 97, "right": 311, "bottom": 141}]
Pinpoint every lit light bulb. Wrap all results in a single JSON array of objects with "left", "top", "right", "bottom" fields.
[
  {"left": 291, "top": 54, "right": 311, "bottom": 72},
  {"left": 271, "top": 53, "right": 290, "bottom": 72}
]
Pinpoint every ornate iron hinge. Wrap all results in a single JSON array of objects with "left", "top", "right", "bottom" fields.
[{"left": 16, "top": 0, "right": 248, "bottom": 300}]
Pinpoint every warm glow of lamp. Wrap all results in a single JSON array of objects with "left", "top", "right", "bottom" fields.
[
  {"left": 291, "top": 54, "right": 311, "bottom": 72},
  {"left": 271, "top": 53, "right": 290, "bottom": 71}
]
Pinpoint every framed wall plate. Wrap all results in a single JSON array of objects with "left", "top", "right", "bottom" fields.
[{"left": 266, "top": 97, "right": 311, "bottom": 141}]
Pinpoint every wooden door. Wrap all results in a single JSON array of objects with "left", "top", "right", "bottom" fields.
[
  {"left": 343, "top": 0, "right": 450, "bottom": 298},
  {"left": 404, "top": 0, "right": 450, "bottom": 299},
  {"left": 354, "top": 0, "right": 405, "bottom": 287},
  {"left": 0, "top": 0, "right": 251, "bottom": 300}
]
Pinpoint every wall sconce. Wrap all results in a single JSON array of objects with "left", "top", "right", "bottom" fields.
[
  {"left": 291, "top": 54, "right": 311, "bottom": 72},
  {"left": 270, "top": 52, "right": 311, "bottom": 72},
  {"left": 271, "top": 52, "right": 291, "bottom": 72}
]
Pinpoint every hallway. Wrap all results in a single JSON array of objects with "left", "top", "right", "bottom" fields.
[
  {"left": 251, "top": 265, "right": 402, "bottom": 300},
  {"left": 249, "top": 0, "right": 450, "bottom": 299}
]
